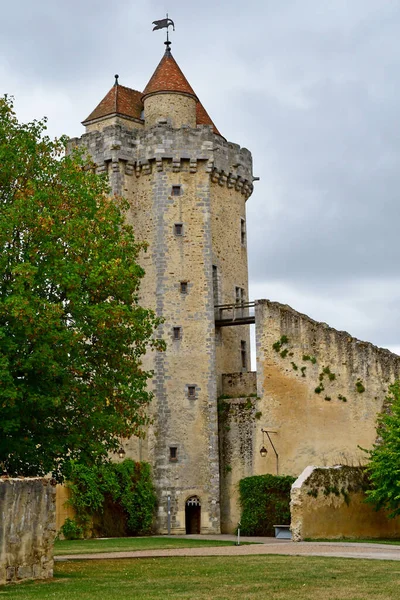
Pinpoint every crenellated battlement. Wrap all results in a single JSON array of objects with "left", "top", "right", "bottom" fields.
[{"left": 70, "top": 122, "right": 254, "bottom": 198}]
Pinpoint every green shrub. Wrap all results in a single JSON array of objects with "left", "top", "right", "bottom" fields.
[
  {"left": 239, "top": 474, "right": 295, "bottom": 536},
  {"left": 60, "top": 517, "right": 84, "bottom": 540},
  {"left": 66, "top": 459, "right": 157, "bottom": 537}
]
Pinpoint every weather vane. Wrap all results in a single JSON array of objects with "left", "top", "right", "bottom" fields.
[{"left": 152, "top": 14, "right": 175, "bottom": 51}]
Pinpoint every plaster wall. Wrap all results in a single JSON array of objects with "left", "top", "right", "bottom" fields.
[
  {"left": 0, "top": 478, "right": 56, "bottom": 585},
  {"left": 254, "top": 299, "right": 400, "bottom": 478},
  {"left": 291, "top": 466, "right": 400, "bottom": 541}
]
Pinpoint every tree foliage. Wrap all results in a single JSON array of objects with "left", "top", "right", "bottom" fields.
[
  {"left": 0, "top": 96, "right": 163, "bottom": 480},
  {"left": 365, "top": 381, "right": 400, "bottom": 517},
  {"left": 63, "top": 459, "right": 157, "bottom": 538}
]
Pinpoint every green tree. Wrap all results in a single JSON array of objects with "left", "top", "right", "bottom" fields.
[
  {"left": 0, "top": 96, "right": 163, "bottom": 480},
  {"left": 365, "top": 381, "right": 400, "bottom": 517}
]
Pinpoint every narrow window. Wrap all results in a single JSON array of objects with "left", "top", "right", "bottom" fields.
[
  {"left": 235, "top": 286, "right": 244, "bottom": 305},
  {"left": 171, "top": 185, "right": 181, "bottom": 196},
  {"left": 241, "top": 218, "right": 246, "bottom": 245},
  {"left": 187, "top": 385, "right": 196, "bottom": 399},
  {"left": 213, "top": 265, "right": 219, "bottom": 306},
  {"left": 180, "top": 281, "right": 188, "bottom": 294},
  {"left": 174, "top": 223, "right": 183, "bottom": 236},
  {"left": 173, "top": 327, "right": 182, "bottom": 340},
  {"left": 169, "top": 447, "right": 178, "bottom": 461},
  {"left": 241, "top": 340, "right": 247, "bottom": 369}
]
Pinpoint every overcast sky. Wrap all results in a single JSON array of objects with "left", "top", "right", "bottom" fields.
[{"left": 2, "top": 0, "right": 400, "bottom": 354}]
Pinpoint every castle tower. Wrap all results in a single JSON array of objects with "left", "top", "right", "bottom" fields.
[{"left": 74, "top": 43, "right": 254, "bottom": 533}]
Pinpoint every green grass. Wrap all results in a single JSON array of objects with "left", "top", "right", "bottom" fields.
[
  {"left": 3, "top": 556, "right": 400, "bottom": 599},
  {"left": 54, "top": 536, "right": 244, "bottom": 556}
]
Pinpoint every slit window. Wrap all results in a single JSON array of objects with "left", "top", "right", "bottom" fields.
[
  {"left": 241, "top": 218, "right": 246, "bottom": 245},
  {"left": 174, "top": 223, "right": 183, "bottom": 236},
  {"left": 241, "top": 340, "right": 247, "bottom": 369},
  {"left": 180, "top": 281, "right": 188, "bottom": 294},
  {"left": 187, "top": 385, "right": 196, "bottom": 399},
  {"left": 169, "top": 447, "right": 178, "bottom": 461},
  {"left": 235, "top": 286, "right": 244, "bottom": 304},
  {"left": 173, "top": 327, "right": 182, "bottom": 340},
  {"left": 172, "top": 185, "right": 182, "bottom": 196}
]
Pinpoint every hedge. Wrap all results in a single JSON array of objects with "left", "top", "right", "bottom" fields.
[{"left": 239, "top": 474, "right": 295, "bottom": 536}]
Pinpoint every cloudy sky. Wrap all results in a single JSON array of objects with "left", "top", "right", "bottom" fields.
[{"left": 2, "top": 0, "right": 400, "bottom": 354}]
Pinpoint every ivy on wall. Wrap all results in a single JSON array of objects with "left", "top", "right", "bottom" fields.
[
  {"left": 60, "top": 459, "right": 157, "bottom": 539},
  {"left": 239, "top": 474, "right": 295, "bottom": 536}
]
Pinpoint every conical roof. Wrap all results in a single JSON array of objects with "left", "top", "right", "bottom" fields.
[
  {"left": 142, "top": 49, "right": 198, "bottom": 99},
  {"left": 82, "top": 81, "right": 143, "bottom": 124}
]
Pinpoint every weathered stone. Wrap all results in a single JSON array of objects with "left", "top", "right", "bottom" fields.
[
  {"left": 0, "top": 478, "right": 56, "bottom": 585},
  {"left": 291, "top": 465, "right": 400, "bottom": 541}
]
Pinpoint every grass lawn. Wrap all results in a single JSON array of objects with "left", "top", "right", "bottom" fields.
[
  {"left": 54, "top": 536, "right": 245, "bottom": 556},
  {"left": 3, "top": 556, "right": 400, "bottom": 599}
]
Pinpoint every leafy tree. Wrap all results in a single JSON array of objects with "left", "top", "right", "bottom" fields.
[
  {"left": 0, "top": 96, "right": 163, "bottom": 480},
  {"left": 365, "top": 381, "right": 400, "bottom": 517}
]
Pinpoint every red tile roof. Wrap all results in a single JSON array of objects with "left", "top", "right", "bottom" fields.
[
  {"left": 196, "top": 101, "right": 221, "bottom": 137},
  {"left": 83, "top": 52, "right": 222, "bottom": 136},
  {"left": 142, "top": 50, "right": 197, "bottom": 99},
  {"left": 82, "top": 84, "right": 143, "bottom": 124}
]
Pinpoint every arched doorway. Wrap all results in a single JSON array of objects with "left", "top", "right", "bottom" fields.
[{"left": 185, "top": 496, "right": 201, "bottom": 534}]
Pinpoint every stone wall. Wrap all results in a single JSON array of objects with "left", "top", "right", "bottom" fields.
[
  {"left": 218, "top": 396, "right": 258, "bottom": 532},
  {"left": 0, "top": 478, "right": 56, "bottom": 585},
  {"left": 221, "top": 372, "right": 257, "bottom": 398},
  {"left": 74, "top": 119, "right": 254, "bottom": 534},
  {"left": 291, "top": 465, "right": 400, "bottom": 541},
  {"left": 254, "top": 299, "right": 400, "bottom": 477}
]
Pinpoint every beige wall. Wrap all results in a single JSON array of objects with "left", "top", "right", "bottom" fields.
[
  {"left": 254, "top": 299, "right": 400, "bottom": 478},
  {"left": 55, "top": 484, "right": 75, "bottom": 532},
  {"left": 144, "top": 93, "right": 197, "bottom": 128},
  {"left": 0, "top": 478, "right": 56, "bottom": 585},
  {"left": 291, "top": 465, "right": 400, "bottom": 541}
]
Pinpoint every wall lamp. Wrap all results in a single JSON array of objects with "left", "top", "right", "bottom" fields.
[
  {"left": 117, "top": 446, "right": 126, "bottom": 459},
  {"left": 260, "top": 428, "right": 279, "bottom": 475}
]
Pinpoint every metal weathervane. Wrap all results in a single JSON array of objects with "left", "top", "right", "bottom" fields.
[{"left": 152, "top": 14, "right": 175, "bottom": 50}]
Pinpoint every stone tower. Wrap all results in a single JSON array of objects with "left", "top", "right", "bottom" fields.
[{"left": 72, "top": 43, "right": 254, "bottom": 533}]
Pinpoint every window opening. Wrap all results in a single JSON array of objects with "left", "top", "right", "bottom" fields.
[
  {"left": 180, "top": 281, "right": 188, "bottom": 294},
  {"left": 171, "top": 185, "right": 182, "bottom": 196},
  {"left": 173, "top": 327, "right": 182, "bottom": 340},
  {"left": 235, "top": 286, "right": 244, "bottom": 304},
  {"left": 187, "top": 385, "right": 196, "bottom": 399},
  {"left": 241, "top": 218, "right": 246, "bottom": 245},
  {"left": 169, "top": 447, "right": 178, "bottom": 461},
  {"left": 174, "top": 223, "right": 183, "bottom": 236},
  {"left": 241, "top": 340, "right": 247, "bottom": 369},
  {"left": 213, "top": 265, "right": 219, "bottom": 306}
]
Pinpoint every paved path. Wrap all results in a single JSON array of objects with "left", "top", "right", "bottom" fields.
[{"left": 55, "top": 535, "right": 400, "bottom": 562}]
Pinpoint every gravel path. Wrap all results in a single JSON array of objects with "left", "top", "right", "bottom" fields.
[{"left": 55, "top": 536, "right": 400, "bottom": 562}]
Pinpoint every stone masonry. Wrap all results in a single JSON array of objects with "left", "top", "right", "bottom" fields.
[
  {"left": 71, "top": 48, "right": 254, "bottom": 533},
  {"left": 0, "top": 478, "right": 56, "bottom": 585}
]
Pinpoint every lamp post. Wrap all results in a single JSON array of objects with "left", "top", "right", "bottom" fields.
[{"left": 260, "top": 428, "right": 279, "bottom": 475}]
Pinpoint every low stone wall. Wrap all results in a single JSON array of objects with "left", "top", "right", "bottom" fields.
[
  {"left": 0, "top": 478, "right": 56, "bottom": 585},
  {"left": 291, "top": 465, "right": 400, "bottom": 541}
]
